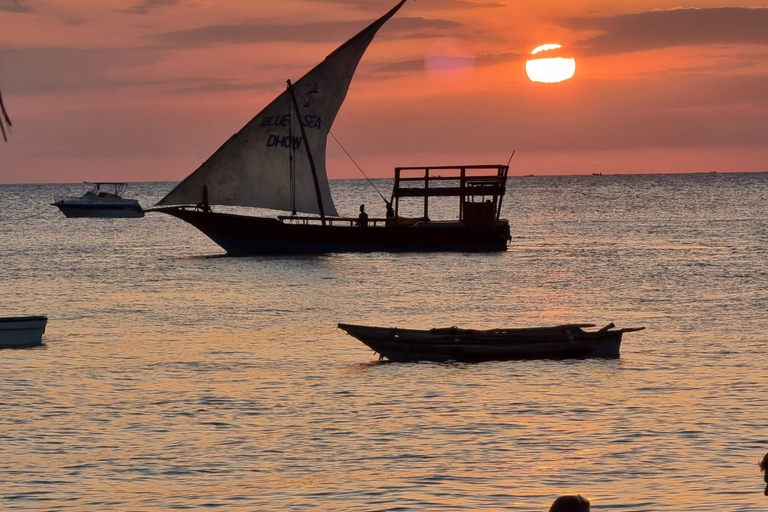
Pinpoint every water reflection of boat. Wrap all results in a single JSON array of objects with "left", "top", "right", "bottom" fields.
[
  {"left": 150, "top": 1, "right": 511, "bottom": 254},
  {"left": 0, "top": 316, "right": 48, "bottom": 348},
  {"left": 338, "top": 323, "right": 644, "bottom": 362},
  {"left": 53, "top": 182, "right": 144, "bottom": 218}
]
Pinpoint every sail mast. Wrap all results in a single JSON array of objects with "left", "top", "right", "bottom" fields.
[
  {"left": 288, "top": 89, "right": 296, "bottom": 215},
  {"left": 287, "top": 79, "right": 326, "bottom": 225}
]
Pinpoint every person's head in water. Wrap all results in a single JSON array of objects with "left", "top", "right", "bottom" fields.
[
  {"left": 549, "top": 495, "right": 590, "bottom": 512},
  {"left": 760, "top": 452, "right": 768, "bottom": 495}
]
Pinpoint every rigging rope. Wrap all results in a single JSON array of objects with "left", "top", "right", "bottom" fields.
[
  {"left": 0, "top": 84, "right": 11, "bottom": 142},
  {"left": 327, "top": 129, "right": 388, "bottom": 205},
  {"left": 297, "top": 87, "right": 388, "bottom": 206},
  {"left": 0, "top": 204, "right": 55, "bottom": 222}
]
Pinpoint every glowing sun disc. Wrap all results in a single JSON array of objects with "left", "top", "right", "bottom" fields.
[{"left": 526, "top": 44, "right": 575, "bottom": 83}]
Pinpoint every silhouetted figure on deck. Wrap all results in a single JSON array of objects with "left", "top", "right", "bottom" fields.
[
  {"left": 549, "top": 495, "right": 590, "bottom": 512},
  {"left": 384, "top": 200, "right": 395, "bottom": 226},
  {"left": 357, "top": 204, "right": 368, "bottom": 227},
  {"left": 760, "top": 452, "right": 768, "bottom": 495}
]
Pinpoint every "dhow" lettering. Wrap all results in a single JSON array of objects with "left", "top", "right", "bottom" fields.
[{"left": 266, "top": 134, "right": 304, "bottom": 149}]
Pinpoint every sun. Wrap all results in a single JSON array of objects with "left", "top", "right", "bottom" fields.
[{"left": 525, "top": 44, "right": 576, "bottom": 83}]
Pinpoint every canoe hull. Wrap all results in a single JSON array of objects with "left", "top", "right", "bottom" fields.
[
  {"left": 338, "top": 323, "right": 629, "bottom": 362},
  {"left": 0, "top": 316, "right": 48, "bottom": 348},
  {"left": 156, "top": 208, "right": 510, "bottom": 254}
]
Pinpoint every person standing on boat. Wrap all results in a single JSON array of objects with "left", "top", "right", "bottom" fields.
[
  {"left": 385, "top": 200, "right": 395, "bottom": 226},
  {"left": 357, "top": 204, "right": 368, "bottom": 227}
]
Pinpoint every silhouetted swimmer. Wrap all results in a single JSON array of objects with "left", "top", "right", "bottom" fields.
[
  {"left": 357, "top": 204, "right": 368, "bottom": 227},
  {"left": 549, "top": 495, "right": 590, "bottom": 512},
  {"left": 760, "top": 452, "right": 768, "bottom": 495}
]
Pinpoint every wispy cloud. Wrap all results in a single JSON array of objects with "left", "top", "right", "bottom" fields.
[
  {"left": 0, "top": 47, "right": 168, "bottom": 94},
  {"left": 175, "top": 79, "right": 283, "bottom": 94},
  {"left": 0, "top": 46, "right": 296, "bottom": 97},
  {"left": 0, "top": 0, "right": 33, "bottom": 14},
  {"left": 306, "top": 0, "right": 505, "bottom": 11},
  {"left": 375, "top": 51, "right": 521, "bottom": 74},
  {"left": 566, "top": 7, "right": 768, "bottom": 56},
  {"left": 119, "top": 0, "right": 180, "bottom": 15},
  {"left": 156, "top": 16, "right": 460, "bottom": 48}
]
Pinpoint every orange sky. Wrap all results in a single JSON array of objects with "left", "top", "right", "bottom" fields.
[{"left": 1, "top": 0, "right": 767, "bottom": 183}]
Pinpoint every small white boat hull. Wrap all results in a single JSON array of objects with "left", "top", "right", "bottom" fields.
[
  {"left": 53, "top": 199, "right": 144, "bottom": 218},
  {"left": 0, "top": 316, "right": 48, "bottom": 348}
]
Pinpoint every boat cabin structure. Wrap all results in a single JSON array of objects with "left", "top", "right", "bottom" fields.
[
  {"left": 390, "top": 164, "right": 508, "bottom": 230},
  {"left": 81, "top": 182, "right": 130, "bottom": 199}
]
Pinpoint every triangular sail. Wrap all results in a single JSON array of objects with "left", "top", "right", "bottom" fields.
[{"left": 156, "top": 1, "right": 407, "bottom": 216}]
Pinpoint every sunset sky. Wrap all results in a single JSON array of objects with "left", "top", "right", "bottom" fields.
[{"left": 1, "top": 0, "right": 767, "bottom": 183}]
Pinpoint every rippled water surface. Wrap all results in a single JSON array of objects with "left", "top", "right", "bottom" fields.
[{"left": 1, "top": 173, "right": 767, "bottom": 511}]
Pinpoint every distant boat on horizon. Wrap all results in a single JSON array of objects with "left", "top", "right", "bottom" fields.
[{"left": 149, "top": 0, "right": 512, "bottom": 255}]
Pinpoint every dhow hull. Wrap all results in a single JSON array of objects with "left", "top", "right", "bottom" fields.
[{"left": 156, "top": 208, "right": 510, "bottom": 255}]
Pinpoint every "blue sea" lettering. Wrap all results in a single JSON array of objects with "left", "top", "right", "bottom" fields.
[
  {"left": 303, "top": 115, "right": 321, "bottom": 129},
  {"left": 261, "top": 115, "right": 290, "bottom": 127},
  {"left": 260, "top": 114, "right": 322, "bottom": 129}
]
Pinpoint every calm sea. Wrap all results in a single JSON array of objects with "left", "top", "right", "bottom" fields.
[{"left": 1, "top": 173, "right": 766, "bottom": 511}]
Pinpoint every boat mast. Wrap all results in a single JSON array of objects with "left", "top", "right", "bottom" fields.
[
  {"left": 287, "top": 89, "right": 296, "bottom": 215},
  {"left": 286, "top": 79, "right": 326, "bottom": 225}
]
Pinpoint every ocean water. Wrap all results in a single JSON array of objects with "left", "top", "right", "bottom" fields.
[{"left": 1, "top": 173, "right": 766, "bottom": 511}]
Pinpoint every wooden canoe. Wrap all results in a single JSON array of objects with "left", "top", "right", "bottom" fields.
[{"left": 338, "top": 322, "right": 644, "bottom": 362}]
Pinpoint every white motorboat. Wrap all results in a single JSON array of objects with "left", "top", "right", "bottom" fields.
[
  {"left": 53, "top": 182, "right": 144, "bottom": 218},
  {"left": 0, "top": 316, "right": 48, "bottom": 348}
]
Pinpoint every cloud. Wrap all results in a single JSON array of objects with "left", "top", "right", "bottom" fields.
[
  {"left": 374, "top": 51, "right": 521, "bottom": 74},
  {"left": 566, "top": 7, "right": 768, "bottom": 56},
  {"left": 0, "top": 0, "right": 33, "bottom": 13},
  {"left": 305, "top": 0, "right": 505, "bottom": 11},
  {"left": 156, "top": 16, "right": 460, "bottom": 47},
  {"left": 0, "top": 45, "right": 300, "bottom": 98},
  {"left": 0, "top": 47, "right": 169, "bottom": 94},
  {"left": 175, "top": 79, "right": 283, "bottom": 94},
  {"left": 119, "top": 0, "right": 180, "bottom": 15}
]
